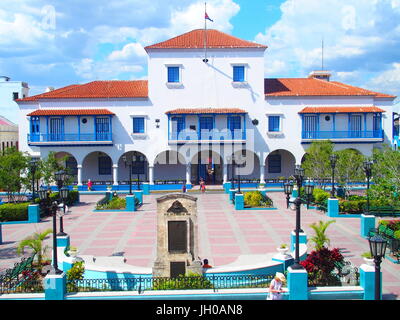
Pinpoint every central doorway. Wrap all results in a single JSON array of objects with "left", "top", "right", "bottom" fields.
[{"left": 191, "top": 150, "right": 223, "bottom": 185}]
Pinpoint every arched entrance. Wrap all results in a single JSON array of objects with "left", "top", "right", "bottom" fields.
[
  {"left": 154, "top": 150, "right": 186, "bottom": 183},
  {"left": 228, "top": 150, "right": 260, "bottom": 181},
  {"left": 118, "top": 151, "right": 149, "bottom": 184},
  {"left": 54, "top": 151, "right": 78, "bottom": 182},
  {"left": 265, "top": 149, "right": 296, "bottom": 179},
  {"left": 82, "top": 151, "right": 113, "bottom": 183},
  {"left": 191, "top": 150, "right": 223, "bottom": 185}
]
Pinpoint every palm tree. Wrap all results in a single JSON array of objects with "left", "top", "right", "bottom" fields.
[
  {"left": 17, "top": 229, "right": 52, "bottom": 271},
  {"left": 309, "top": 220, "right": 336, "bottom": 251}
]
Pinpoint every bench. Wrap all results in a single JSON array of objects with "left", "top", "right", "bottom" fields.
[{"left": 368, "top": 206, "right": 400, "bottom": 217}]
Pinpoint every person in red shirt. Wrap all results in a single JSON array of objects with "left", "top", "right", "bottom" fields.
[
  {"left": 87, "top": 179, "right": 93, "bottom": 191},
  {"left": 202, "top": 259, "right": 212, "bottom": 268}
]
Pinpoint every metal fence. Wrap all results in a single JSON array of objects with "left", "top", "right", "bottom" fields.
[
  {"left": 66, "top": 274, "right": 275, "bottom": 293},
  {"left": 0, "top": 279, "right": 44, "bottom": 294}
]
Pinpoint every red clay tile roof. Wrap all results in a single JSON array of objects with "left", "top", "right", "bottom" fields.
[
  {"left": 299, "top": 106, "right": 386, "bottom": 114},
  {"left": 17, "top": 80, "right": 148, "bottom": 102},
  {"left": 145, "top": 29, "right": 267, "bottom": 50},
  {"left": 166, "top": 108, "right": 247, "bottom": 114},
  {"left": 27, "top": 109, "right": 115, "bottom": 116},
  {"left": 265, "top": 78, "right": 396, "bottom": 98}
]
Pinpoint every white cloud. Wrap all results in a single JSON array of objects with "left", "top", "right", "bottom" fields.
[
  {"left": 108, "top": 43, "right": 147, "bottom": 61},
  {"left": 256, "top": 0, "right": 400, "bottom": 100}
]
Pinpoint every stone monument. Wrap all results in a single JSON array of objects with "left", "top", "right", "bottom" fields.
[{"left": 152, "top": 193, "right": 202, "bottom": 278}]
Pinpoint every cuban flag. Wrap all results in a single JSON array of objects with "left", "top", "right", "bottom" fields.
[{"left": 205, "top": 12, "right": 213, "bottom": 22}]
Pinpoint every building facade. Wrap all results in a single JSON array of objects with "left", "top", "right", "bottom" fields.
[{"left": 16, "top": 29, "right": 396, "bottom": 190}]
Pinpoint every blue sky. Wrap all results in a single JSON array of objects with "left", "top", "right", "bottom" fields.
[{"left": 0, "top": 0, "right": 399, "bottom": 111}]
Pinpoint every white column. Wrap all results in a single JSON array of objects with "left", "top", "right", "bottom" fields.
[
  {"left": 186, "top": 164, "right": 191, "bottom": 185},
  {"left": 260, "top": 165, "right": 266, "bottom": 184},
  {"left": 223, "top": 163, "right": 228, "bottom": 184},
  {"left": 77, "top": 164, "right": 82, "bottom": 186},
  {"left": 112, "top": 164, "right": 118, "bottom": 185},
  {"left": 149, "top": 166, "right": 154, "bottom": 185}
]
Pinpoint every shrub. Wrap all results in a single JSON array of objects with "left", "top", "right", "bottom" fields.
[
  {"left": 0, "top": 202, "right": 29, "bottom": 221},
  {"left": 313, "top": 188, "right": 330, "bottom": 205},
  {"left": 244, "top": 191, "right": 263, "bottom": 207},
  {"left": 361, "top": 252, "right": 373, "bottom": 259},
  {"left": 300, "top": 247, "right": 344, "bottom": 286},
  {"left": 394, "top": 230, "right": 400, "bottom": 239},
  {"left": 153, "top": 272, "right": 213, "bottom": 290},
  {"left": 96, "top": 196, "right": 126, "bottom": 210},
  {"left": 66, "top": 261, "right": 85, "bottom": 292}
]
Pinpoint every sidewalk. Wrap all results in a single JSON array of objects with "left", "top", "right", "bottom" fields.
[{"left": 1, "top": 192, "right": 399, "bottom": 299}]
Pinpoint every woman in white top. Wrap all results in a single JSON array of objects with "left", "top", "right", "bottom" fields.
[{"left": 267, "top": 272, "right": 286, "bottom": 300}]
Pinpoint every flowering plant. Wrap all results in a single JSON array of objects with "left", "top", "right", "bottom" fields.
[{"left": 300, "top": 247, "right": 344, "bottom": 286}]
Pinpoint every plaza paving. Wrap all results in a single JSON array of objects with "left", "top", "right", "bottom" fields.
[{"left": 1, "top": 191, "right": 399, "bottom": 299}]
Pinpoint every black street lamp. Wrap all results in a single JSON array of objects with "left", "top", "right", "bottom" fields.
[
  {"left": 235, "top": 155, "right": 242, "bottom": 194},
  {"left": 287, "top": 165, "right": 305, "bottom": 269},
  {"left": 38, "top": 189, "right": 62, "bottom": 275},
  {"left": 29, "top": 158, "right": 38, "bottom": 204},
  {"left": 368, "top": 235, "right": 388, "bottom": 300},
  {"left": 283, "top": 182, "right": 294, "bottom": 209},
  {"left": 304, "top": 181, "right": 315, "bottom": 210},
  {"left": 57, "top": 187, "right": 69, "bottom": 236},
  {"left": 330, "top": 154, "right": 338, "bottom": 198},
  {"left": 363, "top": 160, "right": 373, "bottom": 214},
  {"left": 55, "top": 170, "right": 68, "bottom": 236},
  {"left": 227, "top": 155, "right": 234, "bottom": 189},
  {"left": 122, "top": 155, "right": 133, "bottom": 195}
]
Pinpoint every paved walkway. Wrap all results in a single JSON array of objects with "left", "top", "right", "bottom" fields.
[{"left": 1, "top": 191, "right": 399, "bottom": 299}]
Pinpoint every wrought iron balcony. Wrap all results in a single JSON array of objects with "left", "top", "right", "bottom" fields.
[
  {"left": 301, "top": 130, "right": 384, "bottom": 142},
  {"left": 28, "top": 133, "right": 113, "bottom": 145}
]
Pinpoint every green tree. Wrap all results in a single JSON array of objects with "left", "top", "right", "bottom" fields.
[
  {"left": 309, "top": 220, "right": 336, "bottom": 251},
  {"left": 0, "top": 147, "right": 29, "bottom": 202},
  {"left": 17, "top": 229, "right": 52, "bottom": 272},
  {"left": 302, "top": 141, "right": 333, "bottom": 188},
  {"left": 335, "top": 149, "right": 365, "bottom": 199},
  {"left": 370, "top": 146, "right": 400, "bottom": 206}
]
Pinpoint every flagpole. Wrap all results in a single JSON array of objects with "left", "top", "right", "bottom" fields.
[{"left": 203, "top": 2, "right": 208, "bottom": 63}]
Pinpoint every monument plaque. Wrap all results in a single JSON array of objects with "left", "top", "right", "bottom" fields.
[{"left": 152, "top": 194, "right": 202, "bottom": 278}]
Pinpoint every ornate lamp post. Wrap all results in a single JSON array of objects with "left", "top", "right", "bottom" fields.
[
  {"left": 38, "top": 189, "right": 62, "bottom": 275},
  {"left": 363, "top": 160, "right": 373, "bottom": 214},
  {"left": 29, "top": 158, "right": 38, "bottom": 204},
  {"left": 368, "top": 235, "right": 388, "bottom": 300},
  {"left": 330, "top": 154, "right": 338, "bottom": 198},
  {"left": 235, "top": 155, "right": 242, "bottom": 194},
  {"left": 122, "top": 155, "right": 133, "bottom": 195},
  {"left": 227, "top": 155, "right": 234, "bottom": 189},
  {"left": 304, "top": 180, "right": 315, "bottom": 210},
  {"left": 283, "top": 182, "right": 294, "bottom": 209},
  {"left": 292, "top": 164, "right": 305, "bottom": 269},
  {"left": 57, "top": 187, "right": 69, "bottom": 236},
  {"left": 55, "top": 170, "right": 68, "bottom": 236}
]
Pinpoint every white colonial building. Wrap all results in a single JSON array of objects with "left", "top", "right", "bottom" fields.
[{"left": 16, "top": 29, "right": 396, "bottom": 190}]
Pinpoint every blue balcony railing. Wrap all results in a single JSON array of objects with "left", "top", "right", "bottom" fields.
[
  {"left": 169, "top": 129, "right": 245, "bottom": 142},
  {"left": 302, "top": 130, "right": 383, "bottom": 140},
  {"left": 28, "top": 133, "right": 112, "bottom": 143}
]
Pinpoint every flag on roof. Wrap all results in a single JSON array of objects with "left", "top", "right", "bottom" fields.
[{"left": 205, "top": 12, "right": 213, "bottom": 22}]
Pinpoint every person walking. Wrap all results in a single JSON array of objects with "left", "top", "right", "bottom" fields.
[
  {"left": 87, "top": 179, "right": 93, "bottom": 191},
  {"left": 200, "top": 178, "right": 206, "bottom": 193},
  {"left": 267, "top": 272, "right": 286, "bottom": 300}
]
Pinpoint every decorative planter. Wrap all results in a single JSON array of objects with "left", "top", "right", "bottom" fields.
[
  {"left": 363, "top": 257, "right": 374, "bottom": 266},
  {"left": 277, "top": 247, "right": 289, "bottom": 255},
  {"left": 68, "top": 250, "right": 79, "bottom": 258}
]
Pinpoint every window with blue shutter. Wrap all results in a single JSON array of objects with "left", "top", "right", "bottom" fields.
[
  {"left": 228, "top": 116, "right": 241, "bottom": 137},
  {"left": 268, "top": 154, "right": 281, "bottom": 173},
  {"left": 233, "top": 66, "right": 245, "bottom": 82},
  {"left": 268, "top": 116, "right": 280, "bottom": 132},
  {"left": 200, "top": 117, "right": 214, "bottom": 130},
  {"left": 167, "top": 66, "right": 180, "bottom": 83},
  {"left": 133, "top": 117, "right": 145, "bottom": 133},
  {"left": 98, "top": 156, "right": 112, "bottom": 175}
]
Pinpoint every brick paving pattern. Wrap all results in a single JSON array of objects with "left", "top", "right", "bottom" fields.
[{"left": 1, "top": 191, "right": 399, "bottom": 299}]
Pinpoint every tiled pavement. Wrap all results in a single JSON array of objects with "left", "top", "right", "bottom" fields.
[{"left": 1, "top": 191, "right": 399, "bottom": 299}]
